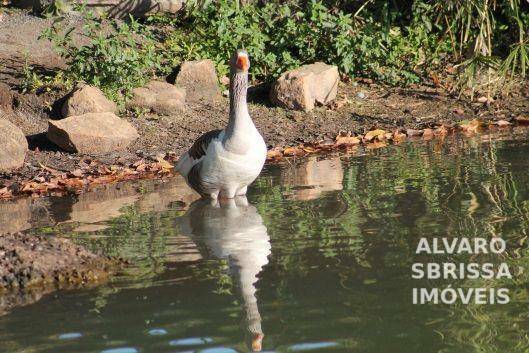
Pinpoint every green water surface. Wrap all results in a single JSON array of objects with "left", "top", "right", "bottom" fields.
[{"left": 1, "top": 130, "right": 529, "bottom": 353}]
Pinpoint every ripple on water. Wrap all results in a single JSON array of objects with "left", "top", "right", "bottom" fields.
[
  {"left": 288, "top": 342, "right": 339, "bottom": 351},
  {"left": 199, "top": 348, "right": 238, "bottom": 353},
  {"left": 57, "top": 332, "right": 83, "bottom": 340},
  {"left": 100, "top": 348, "right": 139, "bottom": 353},
  {"left": 169, "top": 337, "right": 214, "bottom": 346},
  {"left": 147, "top": 328, "right": 168, "bottom": 336}
]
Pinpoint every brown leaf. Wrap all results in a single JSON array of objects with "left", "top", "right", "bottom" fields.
[
  {"left": 71, "top": 169, "right": 84, "bottom": 178},
  {"left": 335, "top": 135, "right": 361, "bottom": 147},
  {"left": 267, "top": 148, "right": 283, "bottom": 159},
  {"left": 283, "top": 146, "right": 305, "bottom": 156},
  {"left": 435, "top": 126, "right": 450, "bottom": 136},
  {"left": 406, "top": 129, "right": 423, "bottom": 137},
  {"left": 477, "top": 96, "right": 493, "bottom": 104},
  {"left": 459, "top": 119, "right": 483, "bottom": 133},
  {"left": 393, "top": 130, "right": 407, "bottom": 143},
  {"left": 366, "top": 141, "right": 387, "bottom": 149},
  {"left": 133, "top": 159, "right": 146, "bottom": 168},
  {"left": 156, "top": 156, "right": 174, "bottom": 173},
  {"left": 302, "top": 146, "right": 319, "bottom": 153},
  {"left": 422, "top": 128, "right": 434, "bottom": 139},
  {"left": 515, "top": 115, "right": 529, "bottom": 124},
  {"left": 363, "top": 129, "right": 386, "bottom": 142},
  {"left": 494, "top": 120, "right": 511, "bottom": 126}
]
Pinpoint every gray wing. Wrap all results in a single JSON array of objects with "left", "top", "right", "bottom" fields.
[
  {"left": 185, "top": 129, "right": 223, "bottom": 196},
  {"left": 188, "top": 129, "right": 223, "bottom": 160}
]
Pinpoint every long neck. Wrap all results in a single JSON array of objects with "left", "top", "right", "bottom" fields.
[{"left": 223, "top": 69, "right": 254, "bottom": 152}]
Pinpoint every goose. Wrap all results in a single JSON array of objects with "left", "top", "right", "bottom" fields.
[
  {"left": 177, "top": 196, "right": 270, "bottom": 351},
  {"left": 177, "top": 49, "right": 267, "bottom": 199}
]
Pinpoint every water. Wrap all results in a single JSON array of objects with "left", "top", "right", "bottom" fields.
[{"left": 2, "top": 130, "right": 529, "bottom": 353}]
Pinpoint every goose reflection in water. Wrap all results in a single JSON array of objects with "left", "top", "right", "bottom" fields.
[{"left": 179, "top": 196, "right": 271, "bottom": 352}]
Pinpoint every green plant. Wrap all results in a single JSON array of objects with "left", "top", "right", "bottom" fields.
[
  {"left": 40, "top": 6, "right": 165, "bottom": 103},
  {"left": 161, "top": 0, "right": 429, "bottom": 85}
]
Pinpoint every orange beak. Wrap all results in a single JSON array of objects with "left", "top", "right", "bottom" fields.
[
  {"left": 252, "top": 333, "right": 264, "bottom": 351},
  {"left": 236, "top": 54, "right": 250, "bottom": 71}
]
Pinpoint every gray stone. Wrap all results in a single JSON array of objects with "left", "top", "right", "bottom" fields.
[
  {"left": 61, "top": 85, "right": 117, "bottom": 118},
  {"left": 0, "top": 83, "right": 13, "bottom": 114},
  {"left": 270, "top": 62, "right": 339, "bottom": 111},
  {"left": 47, "top": 112, "right": 139, "bottom": 154},
  {"left": 175, "top": 60, "right": 220, "bottom": 104},
  {"left": 18, "top": 0, "right": 184, "bottom": 17},
  {"left": 0, "top": 119, "right": 28, "bottom": 172},
  {"left": 127, "top": 80, "right": 186, "bottom": 115}
]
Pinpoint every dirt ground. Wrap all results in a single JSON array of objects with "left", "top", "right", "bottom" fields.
[
  {"left": 1, "top": 8, "right": 529, "bottom": 189},
  {"left": 0, "top": 232, "right": 121, "bottom": 315}
]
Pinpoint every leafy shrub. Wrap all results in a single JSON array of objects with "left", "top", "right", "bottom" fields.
[
  {"left": 162, "top": 0, "right": 430, "bottom": 85},
  {"left": 37, "top": 0, "right": 529, "bottom": 102},
  {"left": 40, "top": 7, "right": 164, "bottom": 103}
]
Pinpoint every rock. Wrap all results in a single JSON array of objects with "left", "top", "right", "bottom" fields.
[
  {"left": 61, "top": 85, "right": 117, "bottom": 117},
  {"left": 270, "top": 62, "right": 339, "bottom": 111},
  {"left": 356, "top": 91, "right": 366, "bottom": 99},
  {"left": 47, "top": 112, "right": 139, "bottom": 154},
  {"left": 26, "top": 0, "right": 184, "bottom": 17},
  {"left": 175, "top": 60, "right": 220, "bottom": 104},
  {"left": 127, "top": 80, "right": 186, "bottom": 115},
  {"left": 0, "top": 83, "right": 13, "bottom": 114},
  {"left": 0, "top": 119, "right": 28, "bottom": 172}
]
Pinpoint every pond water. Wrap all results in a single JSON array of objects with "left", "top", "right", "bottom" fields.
[{"left": 2, "top": 130, "right": 529, "bottom": 353}]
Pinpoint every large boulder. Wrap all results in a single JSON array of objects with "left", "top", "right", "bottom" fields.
[
  {"left": 47, "top": 112, "right": 139, "bottom": 154},
  {"left": 61, "top": 85, "right": 118, "bottom": 117},
  {"left": 0, "top": 83, "right": 13, "bottom": 114},
  {"left": 270, "top": 62, "right": 339, "bottom": 111},
  {"left": 0, "top": 119, "right": 28, "bottom": 173},
  {"left": 175, "top": 60, "right": 220, "bottom": 104},
  {"left": 127, "top": 80, "right": 186, "bottom": 115}
]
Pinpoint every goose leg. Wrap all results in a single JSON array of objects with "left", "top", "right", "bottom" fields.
[
  {"left": 219, "top": 187, "right": 237, "bottom": 199},
  {"left": 236, "top": 186, "right": 248, "bottom": 196}
]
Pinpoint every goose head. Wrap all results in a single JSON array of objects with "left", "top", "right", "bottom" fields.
[{"left": 231, "top": 49, "right": 250, "bottom": 73}]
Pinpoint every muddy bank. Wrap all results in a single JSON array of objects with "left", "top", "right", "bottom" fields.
[
  {"left": 0, "top": 232, "right": 121, "bottom": 314},
  {"left": 0, "top": 175, "right": 198, "bottom": 314}
]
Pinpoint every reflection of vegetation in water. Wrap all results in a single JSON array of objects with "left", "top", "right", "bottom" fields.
[
  {"left": 257, "top": 136, "right": 529, "bottom": 352},
  {"left": 28, "top": 135, "right": 529, "bottom": 352}
]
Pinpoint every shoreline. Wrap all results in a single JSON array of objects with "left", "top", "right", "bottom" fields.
[{"left": 0, "top": 118, "right": 526, "bottom": 201}]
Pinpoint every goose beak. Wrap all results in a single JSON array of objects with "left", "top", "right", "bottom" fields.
[
  {"left": 236, "top": 53, "right": 250, "bottom": 72},
  {"left": 251, "top": 333, "right": 264, "bottom": 351}
]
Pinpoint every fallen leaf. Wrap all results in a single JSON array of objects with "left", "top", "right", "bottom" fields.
[
  {"left": 366, "top": 141, "right": 387, "bottom": 149},
  {"left": 406, "top": 129, "right": 423, "bottom": 137},
  {"left": 477, "top": 96, "right": 494, "bottom": 104},
  {"left": 435, "top": 125, "right": 450, "bottom": 136},
  {"left": 302, "top": 146, "right": 319, "bottom": 153},
  {"left": 71, "top": 169, "right": 84, "bottom": 178},
  {"left": 335, "top": 135, "right": 361, "bottom": 147},
  {"left": 422, "top": 128, "right": 434, "bottom": 139},
  {"left": 156, "top": 156, "right": 174, "bottom": 173},
  {"left": 393, "top": 130, "right": 407, "bottom": 143},
  {"left": 494, "top": 120, "right": 511, "bottom": 126},
  {"left": 459, "top": 119, "right": 483, "bottom": 133},
  {"left": 363, "top": 129, "right": 386, "bottom": 142},
  {"left": 515, "top": 115, "right": 529, "bottom": 124},
  {"left": 267, "top": 148, "right": 283, "bottom": 159},
  {"left": 283, "top": 146, "right": 305, "bottom": 156}
]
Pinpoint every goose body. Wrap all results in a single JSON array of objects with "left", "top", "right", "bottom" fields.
[{"left": 177, "top": 50, "right": 267, "bottom": 199}]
